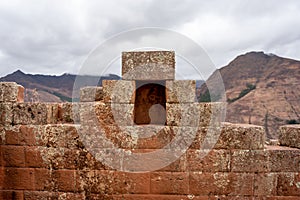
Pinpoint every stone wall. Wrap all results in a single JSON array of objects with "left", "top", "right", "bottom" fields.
[{"left": 0, "top": 82, "right": 300, "bottom": 200}]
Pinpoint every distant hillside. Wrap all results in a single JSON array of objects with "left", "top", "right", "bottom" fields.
[
  {"left": 0, "top": 70, "right": 120, "bottom": 102},
  {"left": 199, "top": 51, "right": 300, "bottom": 139}
]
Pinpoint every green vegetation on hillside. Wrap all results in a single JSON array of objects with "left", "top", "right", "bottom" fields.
[
  {"left": 286, "top": 119, "right": 300, "bottom": 124},
  {"left": 227, "top": 83, "right": 256, "bottom": 103},
  {"left": 52, "top": 91, "right": 72, "bottom": 102},
  {"left": 198, "top": 90, "right": 221, "bottom": 102}
]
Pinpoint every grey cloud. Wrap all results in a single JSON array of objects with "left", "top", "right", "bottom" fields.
[{"left": 0, "top": 0, "right": 300, "bottom": 78}]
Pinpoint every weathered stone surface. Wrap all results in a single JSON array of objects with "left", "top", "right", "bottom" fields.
[
  {"left": 36, "top": 124, "right": 80, "bottom": 148},
  {"left": 79, "top": 102, "right": 134, "bottom": 126},
  {"left": 166, "top": 102, "right": 225, "bottom": 127},
  {"left": 277, "top": 173, "right": 300, "bottom": 196},
  {"left": 76, "top": 170, "right": 150, "bottom": 194},
  {"left": 185, "top": 122, "right": 264, "bottom": 150},
  {"left": 0, "top": 82, "right": 24, "bottom": 102},
  {"left": 267, "top": 145, "right": 300, "bottom": 172},
  {"left": 189, "top": 172, "right": 254, "bottom": 195},
  {"left": 100, "top": 125, "right": 174, "bottom": 149},
  {"left": 102, "top": 80, "right": 135, "bottom": 103},
  {"left": 214, "top": 122, "right": 265, "bottom": 150},
  {"left": 58, "top": 102, "right": 80, "bottom": 124},
  {"left": 46, "top": 103, "right": 59, "bottom": 124},
  {"left": 100, "top": 103, "right": 134, "bottom": 126},
  {"left": 80, "top": 86, "right": 103, "bottom": 102},
  {"left": 122, "top": 51, "right": 175, "bottom": 80},
  {"left": 1, "top": 145, "right": 25, "bottom": 167},
  {"left": 187, "top": 149, "right": 230, "bottom": 172},
  {"left": 166, "top": 103, "right": 200, "bottom": 127},
  {"left": 254, "top": 173, "right": 277, "bottom": 195},
  {"left": 23, "top": 191, "right": 85, "bottom": 200},
  {"left": 4, "top": 125, "right": 37, "bottom": 146},
  {"left": 0, "top": 190, "right": 24, "bottom": 200},
  {"left": 12, "top": 103, "right": 48, "bottom": 125},
  {"left": 231, "top": 150, "right": 269, "bottom": 172},
  {"left": 12, "top": 103, "right": 59, "bottom": 125},
  {"left": 279, "top": 125, "right": 300, "bottom": 149},
  {"left": 166, "top": 80, "right": 196, "bottom": 103},
  {"left": 150, "top": 172, "right": 189, "bottom": 194},
  {"left": 0, "top": 103, "right": 13, "bottom": 125}
]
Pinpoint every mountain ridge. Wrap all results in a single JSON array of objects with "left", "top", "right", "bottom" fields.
[
  {"left": 199, "top": 51, "right": 300, "bottom": 139},
  {"left": 0, "top": 70, "right": 121, "bottom": 102}
]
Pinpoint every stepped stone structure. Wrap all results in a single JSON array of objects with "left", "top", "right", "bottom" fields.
[{"left": 0, "top": 51, "right": 300, "bottom": 199}]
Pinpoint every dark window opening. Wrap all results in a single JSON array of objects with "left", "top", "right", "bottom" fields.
[{"left": 134, "top": 81, "right": 166, "bottom": 125}]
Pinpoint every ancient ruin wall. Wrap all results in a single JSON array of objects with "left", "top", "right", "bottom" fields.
[{"left": 0, "top": 81, "right": 300, "bottom": 200}]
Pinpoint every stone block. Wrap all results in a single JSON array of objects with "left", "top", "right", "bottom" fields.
[
  {"left": 0, "top": 82, "right": 24, "bottom": 102},
  {"left": 46, "top": 103, "right": 59, "bottom": 124},
  {"left": 122, "top": 51, "right": 175, "bottom": 80},
  {"left": 166, "top": 103, "right": 200, "bottom": 126},
  {"left": 150, "top": 172, "right": 189, "bottom": 194},
  {"left": 214, "top": 123, "right": 265, "bottom": 150},
  {"left": 266, "top": 145, "right": 300, "bottom": 172},
  {"left": 52, "top": 170, "right": 76, "bottom": 192},
  {"left": 100, "top": 125, "right": 173, "bottom": 149},
  {"left": 0, "top": 190, "right": 24, "bottom": 200},
  {"left": 102, "top": 80, "right": 135, "bottom": 103},
  {"left": 76, "top": 170, "right": 150, "bottom": 194},
  {"left": 134, "top": 125, "right": 174, "bottom": 149},
  {"left": 23, "top": 191, "right": 59, "bottom": 200},
  {"left": 5, "top": 125, "right": 37, "bottom": 146},
  {"left": 79, "top": 102, "right": 134, "bottom": 126},
  {"left": 254, "top": 173, "right": 277, "bottom": 195},
  {"left": 77, "top": 125, "right": 115, "bottom": 149},
  {"left": 1, "top": 145, "right": 25, "bottom": 167},
  {"left": 80, "top": 86, "right": 103, "bottom": 102},
  {"left": 24, "top": 146, "right": 47, "bottom": 168},
  {"left": 277, "top": 173, "right": 300, "bottom": 196},
  {"left": 36, "top": 124, "right": 80, "bottom": 149},
  {"left": 231, "top": 150, "right": 269, "bottom": 172},
  {"left": 58, "top": 102, "right": 80, "bottom": 124},
  {"left": 187, "top": 149, "right": 230, "bottom": 172},
  {"left": 33, "top": 168, "right": 53, "bottom": 190},
  {"left": 2, "top": 167, "right": 35, "bottom": 190},
  {"left": 166, "top": 102, "right": 225, "bottom": 127},
  {"left": 121, "top": 148, "right": 186, "bottom": 172},
  {"left": 279, "top": 125, "right": 300, "bottom": 149},
  {"left": 12, "top": 103, "right": 48, "bottom": 125},
  {"left": 189, "top": 172, "right": 254, "bottom": 195},
  {"left": 0, "top": 103, "right": 13, "bottom": 125},
  {"left": 166, "top": 80, "right": 196, "bottom": 103}
]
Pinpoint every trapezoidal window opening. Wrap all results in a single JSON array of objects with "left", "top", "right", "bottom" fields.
[{"left": 134, "top": 80, "right": 166, "bottom": 125}]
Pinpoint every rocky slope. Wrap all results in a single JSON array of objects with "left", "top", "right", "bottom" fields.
[{"left": 199, "top": 51, "right": 300, "bottom": 139}]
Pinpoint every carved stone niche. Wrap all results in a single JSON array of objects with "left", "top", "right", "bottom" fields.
[{"left": 134, "top": 80, "right": 166, "bottom": 125}]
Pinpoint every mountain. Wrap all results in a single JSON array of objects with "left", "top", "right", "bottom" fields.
[
  {"left": 0, "top": 70, "right": 121, "bottom": 102},
  {"left": 199, "top": 51, "right": 300, "bottom": 139}
]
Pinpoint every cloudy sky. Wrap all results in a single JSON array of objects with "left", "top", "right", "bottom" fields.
[{"left": 0, "top": 0, "right": 300, "bottom": 79}]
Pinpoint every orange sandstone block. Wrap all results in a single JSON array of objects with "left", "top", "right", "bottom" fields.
[
  {"left": 231, "top": 150, "right": 269, "bottom": 172},
  {"left": 277, "top": 172, "right": 300, "bottom": 196},
  {"left": 187, "top": 149, "right": 230, "bottom": 172},
  {"left": 2, "top": 168, "right": 35, "bottom": 190},
  {"left": 0, "top": 190, "right": 24, "bottom": 200},
  {"left": 1, "top": 145, "right": 25, "bottom": 167},
  {"left": 150, "top": 172, "right": 189, "bottom": 194},
  {"left": 189, "top": 172, "right": 254, "bottom": 196}
]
